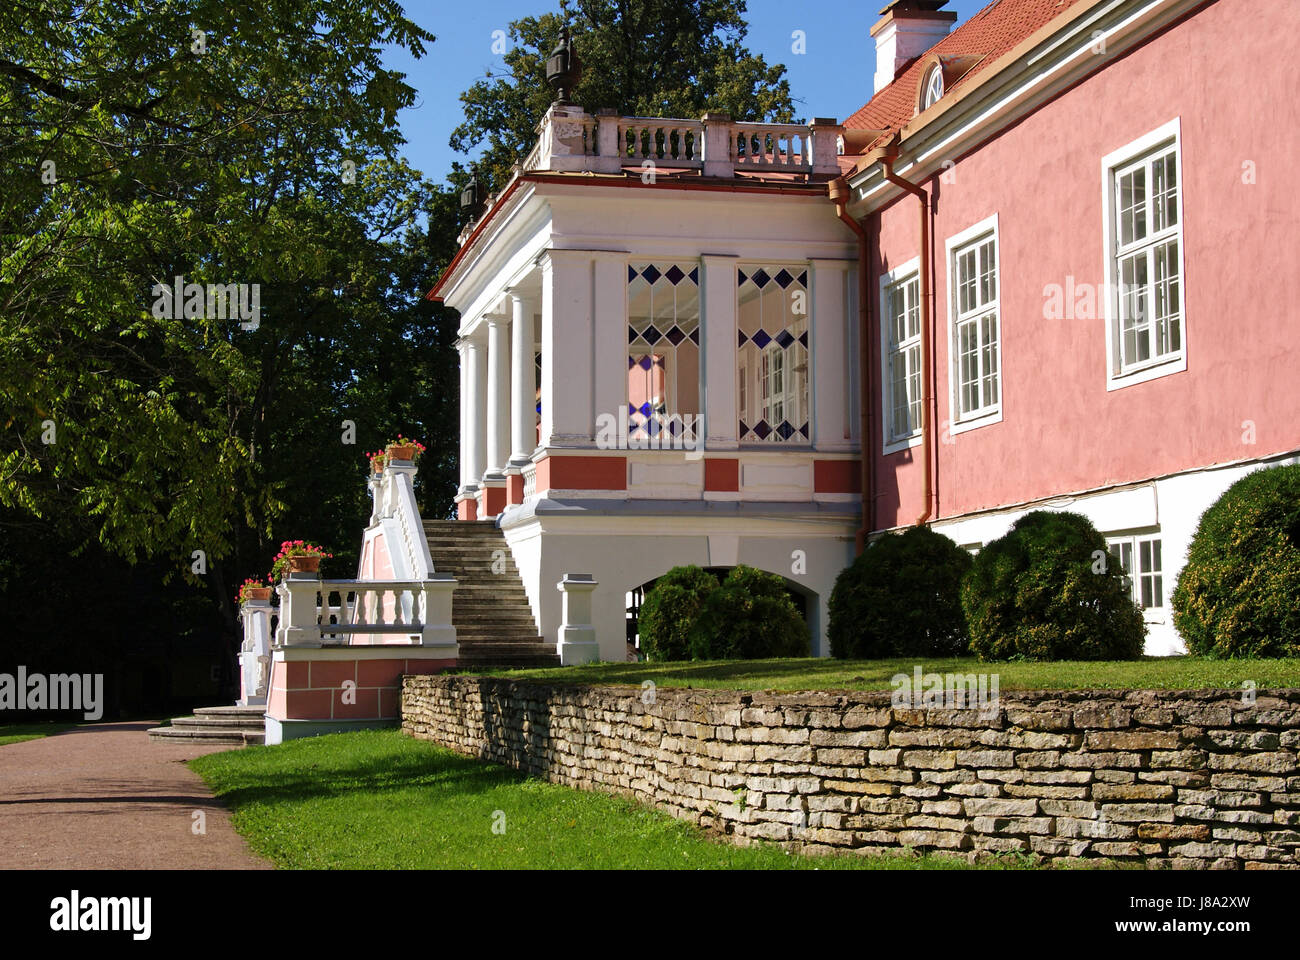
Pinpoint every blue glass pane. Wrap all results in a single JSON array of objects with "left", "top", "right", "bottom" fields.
[{"left": 752, "top": 329, "right": 771, "bottom": 349}]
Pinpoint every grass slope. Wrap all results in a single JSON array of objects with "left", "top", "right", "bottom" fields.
[
  {"left": 192, "top": 730, "right": 1032, "bottom": 870},
  {"left": 467, "top": 656, "right": 1300, "bottom": 693}
]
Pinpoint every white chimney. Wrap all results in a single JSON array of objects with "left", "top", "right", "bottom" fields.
[{"left": 871, "top": 0, "right": 958, "bottom": 95}]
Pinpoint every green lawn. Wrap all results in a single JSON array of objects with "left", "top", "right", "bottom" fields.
[
  {"left": 191, "top": 729, "right": 1048, "bottom": 870},
  {"left": 464, "top": 656, "right": 1300, "bottom": 693},
  {"left": 0, "top": 722, "right": 75, "bottom": 746}
]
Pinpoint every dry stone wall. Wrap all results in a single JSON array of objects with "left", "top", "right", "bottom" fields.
[{"left": 402, "top": 676, "right": 1300, "bottom": 868}]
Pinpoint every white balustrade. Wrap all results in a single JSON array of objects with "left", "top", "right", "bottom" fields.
[
  {"left": 516, "top": 107, "right": 836, "bottom": 179},
  {"left": 617, "top": 119, "right": 705, "bottom": 167},
  {"left": 731, "top": 122, "right": 809, "bottom": 169},
  {"left": 273, "top": 576, "right": 457, "bottom": 652},
  {"left": 243, "top": 456, "right": 458, "bottom": 660}
]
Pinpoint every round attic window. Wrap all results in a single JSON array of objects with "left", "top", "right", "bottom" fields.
[{"left": 921, "top": 65, "right": 944, "bottom": 110}]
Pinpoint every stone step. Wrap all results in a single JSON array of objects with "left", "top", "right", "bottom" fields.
[
  {"left": 193, "top": 705, "right": 266, "bottom": 718},
  {"left": 168, "top": 715, "right": 265, "bottom": 730},
  {"left": 457, "top": 658, "right": 561, "bottom": 669},
  {"left": 147, "top": 725, "right": 264, "bottom": 746},
  {"left": 458, "top": 633, "right": 548, "bottom": 644}
]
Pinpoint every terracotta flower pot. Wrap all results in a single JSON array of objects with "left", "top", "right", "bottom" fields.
[
  {"left": 243, "top": 586, "right": 272, "bottom": 602},
  {"left": 387, "top": 444, "right": 416, "bottom": 461},
  {"left": 286, "top": 555, "right": 322, "bottom": 575}
]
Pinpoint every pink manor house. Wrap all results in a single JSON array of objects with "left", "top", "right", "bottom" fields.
[{"left": 225, "top": 0, "right": 1299, "bottom": 744}]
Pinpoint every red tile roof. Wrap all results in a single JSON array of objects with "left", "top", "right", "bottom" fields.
[{"left": 844, "top": 0, "right": 1091, "bottom": 150}]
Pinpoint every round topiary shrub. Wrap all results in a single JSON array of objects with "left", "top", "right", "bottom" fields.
[
  {"left": 637, "top": 566, "right": 718, "bottom": 661},
  {"left": 962, "top": 510, "right": 1145, "bottom": 661},
  {"left": 1172, "top": 464, "right": 1300, "bottom": 658},
  {"left": 828, "top": 526, "right": 973, "bottom": 659},
  {"left": 691, "top": 565, "right": 810, "bottom": 660}
]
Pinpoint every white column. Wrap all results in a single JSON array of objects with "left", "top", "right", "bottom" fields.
[
  {"left": 485, "top": 315, "right": 510, "bottom": 478},
  {"left": 810, "top": 258, "right": 854, "bottom": 449},
  {"left": 509, "top": 293, "right": 536, "bottom": 465},
  {"left": 592, "top": 253, "right": 628, "bottom": 445},
  {"left": 540, "top": 250, "right": 595, "bottom": 446},
  {"left": 464, "top": 333, "right": 486, "bottom": 487},
  {"left": 702, "top": 254, "right": 739, "bottom": 447},
  {"left": 457, "top": 339, "right": 470, "bottom": 489}
]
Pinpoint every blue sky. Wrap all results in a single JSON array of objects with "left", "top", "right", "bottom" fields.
[{"left": 383, "top": 0, "right": 990, "bottom": 185}]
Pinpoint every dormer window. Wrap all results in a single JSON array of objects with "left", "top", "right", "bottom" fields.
[{"left": 921, "top": 65, "right": 944, "bottom": 110}]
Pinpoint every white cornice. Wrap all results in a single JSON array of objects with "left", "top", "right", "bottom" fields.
[{"left": 846, "top": 0, "right": 1213, "bottom": 215}]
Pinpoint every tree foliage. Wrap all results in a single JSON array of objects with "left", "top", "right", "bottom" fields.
[
  {"left": 452, "top": 0, "right": 797, "bottom": 188},
  {"left": 0, "top": 2, "right": 462, "bottom": 670}
]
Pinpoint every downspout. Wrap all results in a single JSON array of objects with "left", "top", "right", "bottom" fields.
[
  {"left": 881, "top": 150, "right": 936, "bottom": 527},
  {"left": 828, "top": 176, "right": 873, "bottom": 553}
]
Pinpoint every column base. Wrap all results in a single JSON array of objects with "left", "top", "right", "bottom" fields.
[
  {"left": 455, "top": 493, "right": 478, "bottom": 521},
  {"left": 479, "top": 477, "right": 508, "bottom": 519}
]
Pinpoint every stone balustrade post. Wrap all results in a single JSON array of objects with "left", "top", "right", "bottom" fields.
[
  {"left": 556, "top": 574, "right": 600, "bottom": 665},
  {"left": 276, "top": 574, "right": 321, "bottom": 647},
  {"left": 701, "top": 112, "right": 734, "bottom": 178},
  {"left": 419, "top": 573, "right": 459, "bottom": 655},
  {"left": 239, "top": 597, "right": 273, "bottom": 704},
  {"left": 368, "top": 473, "right": 383, "bottom": 525},
  {"left": 808, "top": 117, "right": 845, "bottom": 174}
]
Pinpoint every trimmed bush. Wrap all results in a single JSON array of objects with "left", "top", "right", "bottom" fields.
[
  {"left": 828, "top": 526, "right": 973, "bottom": 659},
  {"left": 637, "top": 566, "right": 718, "bottom": 661},
  {"left": 962, "top": 510, "right": 1145, "bottom": 661},
  {"left": 1172, "top": 464, "right": 1300, "bottom": 658},
  {"left": 690, "top": 565, "right": 810, "bottom": 660}
]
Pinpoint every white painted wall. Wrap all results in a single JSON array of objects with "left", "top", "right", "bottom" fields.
[{"left": 929, "top": 452, "right": 1300, "bottom": 655}]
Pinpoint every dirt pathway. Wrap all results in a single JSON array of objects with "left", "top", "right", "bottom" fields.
[{"left": 0, "top": 721, "right": 269, "bottom": 869}]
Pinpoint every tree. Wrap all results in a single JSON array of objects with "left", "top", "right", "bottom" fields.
[
  {"left": 0, "top": 2, "right": 462, "bottom": 689},
  {"left": 452, "top": 0, "right": 798, "bottom": 188}
]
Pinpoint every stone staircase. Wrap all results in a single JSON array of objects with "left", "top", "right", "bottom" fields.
[
  {"left": 423, "top": 519, "right": 561, "bottom": 670},
  {"left": 147, "top": 706, "right": 265, "bottom": 746}
]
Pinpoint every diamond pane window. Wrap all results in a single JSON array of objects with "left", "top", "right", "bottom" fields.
[
  {"left": 628, "top": 261, "right": 700, "bottom": 443},
  {"left": 737, "top": 265, "right": 809, "bottom": 444}
]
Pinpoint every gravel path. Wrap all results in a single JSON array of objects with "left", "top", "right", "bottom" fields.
[{"left": 0, "top": 721, "right": 270, "bottom": 869}]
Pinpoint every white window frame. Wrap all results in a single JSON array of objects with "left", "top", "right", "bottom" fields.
[
  {"left": 1106, "top": 530, "right": 1166, "bottom": 620},
  {"left": 1102, "top": 118, "right": 1187, "bottom": 391},
  {"left": 879, "top": 257, "right": 923, "bottom": 455},
  {"left": 944, "top": 213, "right": 1002, "bottom": 435},
  {"left": 921, "top": 66, "right": 943, "bottom": 110}
]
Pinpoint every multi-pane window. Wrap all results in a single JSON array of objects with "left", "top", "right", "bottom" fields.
[
  {"left": 951, "top": 230, "right": 999, "bottom": 420},
  {"left": 1107, "top": 534, "right": 1164, "bottom": 610},
  {"left": 627, "top": 262, "right": 700, "bottom": 443},
  {"left": 737, "top": 266, "right": 809, "bottom": 443},
  {"left": 884, "top": 273, "right": 922, "bottom": 446},
  {"left": 1108, "top": 132, "right": 1183, "bottom": 377}
]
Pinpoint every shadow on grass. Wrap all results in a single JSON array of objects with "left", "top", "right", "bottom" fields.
[{"left": 195, "top": 731, "right": 531, "bottom": 811}]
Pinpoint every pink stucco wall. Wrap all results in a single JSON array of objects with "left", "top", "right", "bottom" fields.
[{"left": 870, "top": 0, "right": 1300, "bottom": 529}]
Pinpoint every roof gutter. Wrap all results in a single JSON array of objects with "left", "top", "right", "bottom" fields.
[
  {"left": 880, "top": 144, "right": 936, "bottom": 527},
  {"left": 828, "top": 176, "right": 873, "bottom": 553}
]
